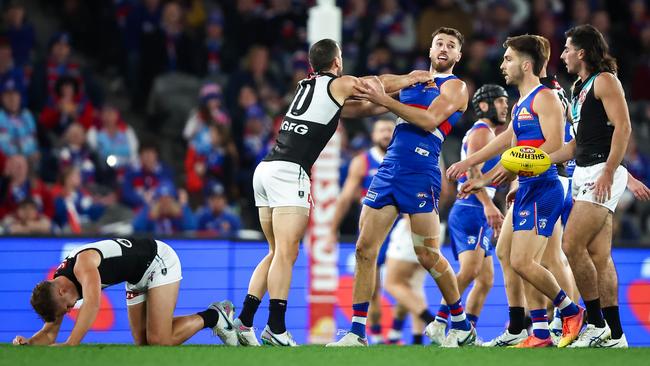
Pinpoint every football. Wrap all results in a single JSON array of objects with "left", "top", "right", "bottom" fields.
[{"left": 500, "top": 146, "right": 551, "bottom": 177}]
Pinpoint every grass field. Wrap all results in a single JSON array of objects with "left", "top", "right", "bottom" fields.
[{"left": 2, "top": 345, "right": 649, "bottom": 366}]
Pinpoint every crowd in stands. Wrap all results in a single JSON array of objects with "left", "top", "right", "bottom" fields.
[{"left": 0, "top": 0, "right": 648, "bottom": 244}]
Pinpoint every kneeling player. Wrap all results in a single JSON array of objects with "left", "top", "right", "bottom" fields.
[{"left": 13, "top": 238, "right": 236, "bottom": 346}]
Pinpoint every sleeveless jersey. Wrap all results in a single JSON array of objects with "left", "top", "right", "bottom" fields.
[
  {"left": 264, "top": 72, "right": 342, "bottom": 175},
  {"left": 456, "top": 121, "right": 499, "bottom": 207},
  {"left": 54, "top": 238, "right": 158, "bottom": 298},
  {"left": 512, "top": 84, "right": 558, "bottom": 183},
  {"left": 383, "top": 74, "right": 464, "bottom": 173},
  {"left": 360, "top": 147, "right": 383, "bottom": 198},
  {"left": 570, "top": 72, "right": 614, "bottom": 167}
]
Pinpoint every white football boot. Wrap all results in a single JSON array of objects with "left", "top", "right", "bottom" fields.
[
  {"left": 482, "top": 329, "right": 528, "bottom": 347},
  {"left": 567, "top": 323, "right": 611, "bottom": 348},
  {"left": 441, "top": 325, "right": 477, "bottom": 348},
  {"left": 326, "top": 332, "right": 368, "bottom": 347},
  {"left": 596, "top": 334, "right": 628, "bottom": 348},
  {"left": 209, "top": 300, "right": 238, "bottom": 346},
  {"left": 424, "top": 321, "right": 446, "bottom": 346},
  {"left": 260, "top": 325, "right": 298, "bottom": 346},
  {"left": 233, "top": 318, "right": 260, "bottom": 346}
]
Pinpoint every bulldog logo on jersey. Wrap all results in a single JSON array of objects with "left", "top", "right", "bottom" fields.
[{"left": 517, "top": 107, "right": 534, "bottom": 121}]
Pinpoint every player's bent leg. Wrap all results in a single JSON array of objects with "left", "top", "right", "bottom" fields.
[
  {"left": 368, "top": 271, "right": 384, "bottom": 344},
  {"left": 384, "top": 258, "right": 428, "bottom": 344},
  {"left": 409, "top": 212, "right": 476, "bottom": 347},
  {"left": 127, "top": 301, "right": 147, "bottom": 345},
  {"left": 262, "top": 206, "right": 308, "bottom": 346},
  {"left": 235, "top": 207, "right": 275, "bottom": 346},
  {"left": 483, "top": 209, "right": 527, "bottom": 347},
  {"left": 465, "top": 255, "right": 494, "bottom": 322},
  {"left": 457, "top": 248, "right": 485, "bottom": 298},
  {"left": 562, "top": 201, "right": 608, "bottom": 302},
  {"left": 327, "top": 205, "right": 398, "bottom": 347}
]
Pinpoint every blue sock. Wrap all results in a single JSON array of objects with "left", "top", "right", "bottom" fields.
[
  {"left": 435, "top": 304, "right": 450, "bottom": 324},
  {"left": 350, "top": 302, "right": 369, "bottom": 338},
  {"left": 449, "top": 299, "right": 471, "bottom": 331},
  {"left": 392, "top": 317, "right": 405, "bottom": 331},
  {"left": 530, "top": 309, "right": 550, "bottom": 339},
  {"left": 553, "top": 290, "right": 579, "bottom": 318},
  {"left": 370, "top": 324, "right": 381, "bottom": 336},
  {"left": 467, "top": 313, "right": 479, "bottom": 327}
]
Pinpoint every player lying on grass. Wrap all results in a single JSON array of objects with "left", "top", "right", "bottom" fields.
[{"left": 13, "top": 238, "right": 236, "bottom": 346}]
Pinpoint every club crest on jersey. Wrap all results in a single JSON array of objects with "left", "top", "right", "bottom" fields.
[
  {"left": 517, "top": 107, "right": 534, "bottom": 121},
  {"left": 538, "top": 218, "right": 548, "bottom": 229},
  {"left": 467, "top": 236, "right": 477, "bottom": 245},
  {"left": 424, "top": 81, "right": 438, "bottom": 89}
]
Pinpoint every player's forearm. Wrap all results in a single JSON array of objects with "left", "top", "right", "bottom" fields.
[
  {"left": 549, "top": 139, "right": 576, "bottom": 164},
  {"left": 66, "top": 301, "right": 99, "bottom": 345},
  {"left": 604, "top": 123, "right": 631, "bottom": 173},
  {"left": 474, "top": 187, "right": 495, "bottom": 209},
  {"left": 376, "top": 74, "right": 419, "bottom": 93},
  {"left": 330, "top": 196, "right": 354, "bottom": 234},
  {"left": 27, "top": 330, "right": 57, "bottom": 345},
  {"left": 466, "top": 129, "right": 513, "bottom": 166},
  {"left": 341, "top": 100, "right": 389, "bottom": 118},
  {"left": 379, "top": 97, "right": 442, "bottom": 131}
]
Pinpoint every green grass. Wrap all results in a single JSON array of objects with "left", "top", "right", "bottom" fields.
[{"left": 2, "top": 344, "right": 649, "bottom": 366}]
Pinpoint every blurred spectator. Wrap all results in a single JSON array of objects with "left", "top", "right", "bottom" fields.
[
  {"left": 0, "top": 37, "right": 27, "bottom": 103},
  {"left": 183, "top": 83, "right": 230, "bottom": 142},
  {"left": 341, "top": 0, "right": 373, "bottom": 74},
  {"left": 2, "top": 198, "right": 51, "bottom": 235},
  {"left": 263, "top": 0, "right": 306, "bottom": 53},
  {"left": 185, "top": 123, "right": 238, "bottom": 205},
  {"left": 121, "top": 142, "right": 174, "bottom": 210},
  {"left": 123, "top": 0, "right": 162, "bottom": 101},
  {"left": 374, "top": 0, "right": 416, "bottom": 58},
  {"left": 87, "top": 105, "right": 139, "bottom": 175},
  {"left": 225, "top": 45, "right": 282, "bottom": 120},
  {"left": 570, "top": 0, "right": 591, "bottom": 28},
  {"left": 0, "top": 155, "right": 53, "bottom": 219},
  {"left": 55, "top": 123, "right": 100, "bottom": 186},
  {"left": 365, "top": 44, "right": 395, "bottom": 75},
  {"left": 132, "top": 181, "right": 196, "bottom": 234},
  {"left": 200, "top": 10, "right": 226, "bottom": 77},
  {"left": 624, "top": 135, "right": 650, "bottom": 186},
  {"left": 0, "top": 78, "right": 39, "bottom": 165},
  {"left": 221, "top": 0, "right": 267, "bottom": 61},
  {"left": 138, "top": 1, "right": 198, "bottom": 107},
  {"left": 3, "top": 3, "right": 35, "bottom": 67},
  {"left": 416, "top": 0, "right": 473, "bottom": 52},
  {"left": 53, "top": 167, "right": 105, "bottom": 234},
  {"left": 38, "top": 76, "right": 96, "bottom": 137},
  {"left": 631, "top": 24, "right": 650, "bottom": 101},
  {"left": 195, "top": 181, "right": 241, "bottom": 237},
  {"left": 242, "top": 105, "right": 271, "bottom": 169},
  {"left": 29, "top": 32, "right": 101, "bottom": 111}
]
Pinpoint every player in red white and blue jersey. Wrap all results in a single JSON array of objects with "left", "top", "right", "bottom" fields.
[
  {"left": 329, "top": 119, "right": 400, "bottom": 344},
  {"left": 428, "top": 85, "right": 508, "bottom": 344},
  {"left": 449, "top": 35, "right": 585, "bottom": 348},
  {"left": 328, "top": 27, "right": 476, "bottom": 348}
]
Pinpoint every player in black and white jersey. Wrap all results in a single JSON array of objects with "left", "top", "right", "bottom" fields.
[
  {"left": 232, "top": 39, "right": 431, "bottom": 347},
  {"left": 12, "top": 238, "right": 237, "bottom": 346},
  {"left": 552, "top": 25, "right": 650, "bottom": 348}
]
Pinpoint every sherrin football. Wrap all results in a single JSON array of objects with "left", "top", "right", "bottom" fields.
[{"left": 500, "top": 146, "right": 551, "bottom": 177}]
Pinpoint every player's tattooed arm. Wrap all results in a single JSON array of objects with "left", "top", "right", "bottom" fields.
[
  {"left": 13, "top": 316, "right": 64, "bottom": 345},
  {"left": 63, "top": 250, "right": 102, "bottom": 346}
]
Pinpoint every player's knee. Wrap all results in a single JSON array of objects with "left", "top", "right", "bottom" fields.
[
  {"left": 355, "top": 239, "right": 378, "bottom": 262},
  {"left": 475, "top": 273, "right": 494, "bottom": 291},
  {"left": 275, "top": 245, "right": 299, "bottom": 265},
  {"left": 457, "top": 267, "right": 480, "bottom": 285},
  {"left": 510, "top": 254, "right": 531, "bottom": 276},
  {"left": 146, "top": 332, "right": 173, "bottom": 346}
]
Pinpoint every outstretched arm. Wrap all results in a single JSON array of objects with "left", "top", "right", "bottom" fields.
[
  {"left": 63, "top": 250, "right": 102, "bottom": 345},
  {"left": 13, "top": 316, "right": 63, "bottom": 345},
  {"left": 330, "top": 155, "right": 366, "bottom": 236},
  {"left": 447, "top": 123, "right": 514, "bottom": 180}
]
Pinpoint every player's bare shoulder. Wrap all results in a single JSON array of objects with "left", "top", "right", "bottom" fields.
[
  {"left": 329, "top": 75, "right": 363, "bottom": 105},
  {"left": 439, "top": 77, "right": 469, "bottom": 111}
]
